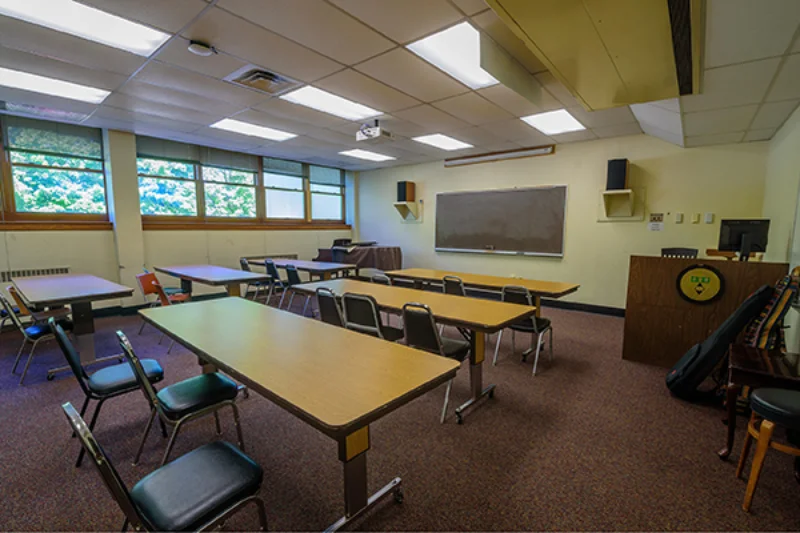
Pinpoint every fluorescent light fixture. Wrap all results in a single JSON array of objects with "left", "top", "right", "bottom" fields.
[
  {"left": 280, "top": 86, "right": 381, "bottom": 121},
  {"left": 0, "top": 0, "right": 170, "bottom": 56},
  {"left": 407, "top": 22, "right": 499, "bottom": 89},
  {"left": 412, "top": 133, "right": 473, "bottom": 151},
  {"left": 210, "top": 118, "right": 297, "bottom": 142},
  {"left": 520, "top": 109, "right": 585, "bottom": 135},
  {"left": 339, "top": 149, "right": 396, "bottom": 162},
  {"left": 0, "top": 67, "right": 110, "bottom": 104}
]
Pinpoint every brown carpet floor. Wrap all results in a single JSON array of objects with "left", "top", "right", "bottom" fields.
[{"left": 1, "top": 304, "right": 798, "bottom": 531}]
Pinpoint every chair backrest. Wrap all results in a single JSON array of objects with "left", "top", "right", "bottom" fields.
[
  {"left": 342, "top": 292, "right": 383, "bottom": 338},
  {"left": 7, "top": 285, "right": 32, "bottom": 316},
  {"left": 661, "top": 247, "right": 698, "bottom": 258},
  {"left": 0, "top": 291, "right": 26, "bottom": 334},
  {"left": 117, "top": 331, "right": 161, "bottom": 412},
  {"left": 136, "top": 272, "right": 160, "bottom": 297},
  {"left": 61, "top": 402, "right": 145, "bottom": 529},
  {"left": 371, "top": 274, "right": 392, "bottom": 285},
  {"left": 316, "top": 287, "right": 344, "bottom": 327},
  {"left": 239, "top": 258, "right": 252, "bottom": 272},
  {"left": 151, "top": 282, "right": 171, "bottom": 307},
  {"left": 402, "top": 303, "right": 443, "bottom": 356},
  {"left": 442, "top": 276, "right": 466, "bottom": 296},
  {"left": 49, "top": 317, "right": 91, "bottom": 397},
  {"left": 264, "top": 259, "right": 281, "bottom": 280},
  {"left": 285, "top": 265, "right": 302, "bottom": 286},
  {"left": 501, "top": 285, "right": 537, "bottom": 330}
]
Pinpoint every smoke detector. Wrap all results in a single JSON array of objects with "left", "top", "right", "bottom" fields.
[{"left": 187, "top": 40, "right": 216, "bottom": 57}]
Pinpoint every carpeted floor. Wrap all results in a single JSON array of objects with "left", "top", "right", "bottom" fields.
[{"left": 0, "top": 303, "right": 798, "bottom": 531}]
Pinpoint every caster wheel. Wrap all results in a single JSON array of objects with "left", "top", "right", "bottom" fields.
[
  {"left": 488, "top": 389, "right": 495, "bottom": 399},
  {"left": 47, "top": 374, "right": 55, "bottom": 381},
  {"left": 456, "top": 413, "right": 463, "bottom": 425},
  {"left": 394, "top": 489, "right": 404, "bottom": 504}
]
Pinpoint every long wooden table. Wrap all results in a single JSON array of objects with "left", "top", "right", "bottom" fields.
[
  {"left": 13, "top": 274, "right": 133, "bottom": 379},
  {"left": 290, "top": 278, "right": 536, "bottom": 423},
  {"left": 247, "top": 257, "right": 356, "bottom": 280},
  {"left": 139, "top": 298, "right": 459, "bottom": 531},
  {"left": 385, "top": 268, "right": 580, "bottom": 317},
  {"left": 154, "top": 265, "right": 270, "bottom": 297}
]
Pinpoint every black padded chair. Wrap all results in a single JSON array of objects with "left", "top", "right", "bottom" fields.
[
  {"left": 118, "top": 331, "right": 244, "bottom": 466},
  {"left": 61, "top": 402, "right": 267, "bottom": 532},
  {"left": 492, "top": 286, "right": 553, "bottom": 375},
  {"left": 371, "top": 273, "right": 392, "bottom": 285},
  {"left": 403, "top": 303, "right": 470, "bottom": 423},
  {"left": 50, "top": 318, "right": 165, "bottom": 467},
  {"left": 279, "top": 265, "right": 311, "bottom": 315},
  {"left": 316, "top": 288, "right": 344, "bottom": 327},
  {"left": 239, "top": 258, "right": 272, "bottom": 302},
  {"left": 264, "top": 259, "right": 287, "bottom": 306},
  {"left": 342, "top": 292, "right": 404, "bottom": 341},
  {"left": 661, "top": 247, "right": 698, "bottom": 258},
  {"left": 736, "top": 388, "right": 800, "bottom": 512},
  {"left": 442, "top": 275, "right": 466, "bottom": 296}
]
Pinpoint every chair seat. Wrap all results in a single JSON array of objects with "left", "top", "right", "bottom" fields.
[
  {"left": 88, "top": 359, "right": 164, "bottom": 396},
  {"left": 1, "top": 306, "right": 20, "bottom": 317},
  {"left": 510, "top": 316, "right": 551, "bottom": 333},
  {"left": 163, "top": 287, "right": 186, "bottom": 296},
  {"left": 168, "top": 293, "right": 191, "bottom": 304},
  {"left": 441, "top": 337, "right": 470, "bottom": 361},
  {"left": 381, "top": 325, "right": 405, "bottom": 342},
  {"left": 157, "top": 373, "right": 238, "bottom": 420},
  {"left": 751, "top": 388, "right": 800, "bottom": 430},
  {"left": 130, "top": 441, "right": 263, "bottom": 531},
  {"left": 25, "top": 319, "right": 72, "bottom": 339}
]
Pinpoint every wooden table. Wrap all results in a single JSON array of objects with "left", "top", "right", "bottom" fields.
[
  {"left": 290, "top": 279, "right": 536, "bottom": 423},
  {"left": 140, "top": 298, "right": 459, "bottom": 531},
  {"left": 13, "top": 274, "right": 133, "bottom": 379},
  {"left": 385, "top": 268, "right": 579, "bottom": 317},
  {"left": 154, "top": 265, "right": 270, "bottom": 297},
  {"left": 248, "top": 258, "right": 356, "bottom": 280},
  {"left": 718, "top": 344, "right": 800, "bottom": 459}
]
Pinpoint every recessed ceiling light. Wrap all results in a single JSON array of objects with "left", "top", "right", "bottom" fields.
[
  {"left": 0, "top": 67, "right": 110, "bottom": 104},
  {"left": 280, "top": 86, "right": 382, "bottom": 121},
  {"left": 210, "top": 118, "right": 297, "bottom": 142},
  {"left": 520, "top": 109, "right": 586, "bottom": 135},
  {"left": 0, "top": 0, "right": 170, "bottom": 56},
  {"left": 407, "top": 22, "right": 499, "bottom": 90},
  {"left": 412, "top": 133, "right": 473, "bottom": 151},
  {"left": 339, "top": 149, "right": 396, "bottom": 162}
]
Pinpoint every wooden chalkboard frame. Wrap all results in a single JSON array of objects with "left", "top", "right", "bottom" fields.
[{"left": 434, "top": 185, "right": 567, "bottom": 257}]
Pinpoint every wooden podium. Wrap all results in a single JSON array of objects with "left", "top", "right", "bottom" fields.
[{"left": 622, "top": 255, "right": 788, "bottom": 367}]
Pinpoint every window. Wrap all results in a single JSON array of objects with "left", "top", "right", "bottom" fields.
[
  {"left": 309, "top": 165, "right": 344, "bottom": 221},
  {"left": 264, "top": 173, "right": 305, "bottom": 219},
  {"left": 203, "top": 166, "right": 257, "bottom": 218},
  {"left": 1, "top": 116, "right": 107, "bottom": 218},
  {"left": 137, "top": 158, "right": 197, "bottom": 216}
]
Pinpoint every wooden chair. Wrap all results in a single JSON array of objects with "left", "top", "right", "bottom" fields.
[{"left": 136, "top": 272, "right": 189, "bottom": 338}]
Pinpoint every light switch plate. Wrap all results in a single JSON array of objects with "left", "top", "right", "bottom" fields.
[
  {"left": 704, "top": 212, "right": 714, "bottom": 224},
  {"left": 692, "top": 213, "right": 701, "bottom": 224},
  {"left": 675, "top": 212, "right": 684, "bottom": 223}
]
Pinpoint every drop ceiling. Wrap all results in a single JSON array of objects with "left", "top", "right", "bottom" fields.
[{"left": 0, "top": 0, "right": 797, "bottom": 171}]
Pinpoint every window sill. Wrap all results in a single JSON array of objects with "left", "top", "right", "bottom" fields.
[
  {"left": 0, "top": 220, "right": 113, "bottom": 231},
  {"left": 142, "top": 220, "right": 351, "bottom": 231}
]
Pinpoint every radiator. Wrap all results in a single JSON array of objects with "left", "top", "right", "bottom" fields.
[{"left": 1, "top": 266, "right": 70, "bottom": 283}]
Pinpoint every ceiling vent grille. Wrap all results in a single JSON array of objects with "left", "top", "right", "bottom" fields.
[{"left": 224, "top": 66, "right": 301, "bottom": 96}]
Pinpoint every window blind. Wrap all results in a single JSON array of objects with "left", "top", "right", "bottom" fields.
[
  {"left": 309, "top": 165, "right": 343, "bottom": 185},
  {"left": 2, "top": 115, "right": 102, "bottom": 159}
]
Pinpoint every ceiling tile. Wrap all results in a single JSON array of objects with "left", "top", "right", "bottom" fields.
[
  {"left": 593, "top": 122, "right": 643, "bottom": 138},
  {"left": 394, "top": 104, "right": 471, "bottom": 132},
  {"left": 190, "top": 126, "right": 268, "bottom": 150},
  {"left": 534, "top": 71, "right": 581, "bottom": 107},
  {"left": 704, "top": 0, "right": 800, "bottom": 68},
  {"left": 743, "top": 128, "right": 777, "bottom": 142},
  {"left": 92, "top": 105, "right": 202, "bottom": 133},
  {"left": 78, "top": 0, "right": 208, "bottom": 32},
  {"left": 314, "top": 69, "right": 419, "bottom": 112},
  {"left": 452, "top": 0, "right": 490, "bottom": 16},
  {"left": 228, "top": 109, "right": 316, "bottom": 136},
  {"left": 567, "top": 105, "right": 637, "bottom": 128},
  {"left": 304, "top": 128, "right": 359, "bottom": 147},
  {"left": 767, "top": 54, "right": 800, "bottom": 102},
  {"left": 446, "top": 126, "right": 500, "bottom": 147},
  {"left": 640, "top": 122, "right": 684, "bottom": 147},
  {"left": 549, "top": 130, "right": 597, "bottom": 143},
  {"left": 630, "top": 102, "right": 682, "bottom": 132},
  {"left": 480, "top": 119, "right": 554, "bottom": 144},
  {"left": 218, "top": 0, "right": 393, "bottom": 65},
  {"left": 0, "top": 17, "right": 145, "bottom": 76},
  {"left": 103, "top": 94, "right": 223, "bottom": 125},
  {"left": 118, "top": 80, "right": 245, "bottom": 116},
  {"left": 0, "top": 45, "right": 126, "bottom": 91},
  {"left": 254, "top": 98, "right": 347, "bottom": 128},
  {"left": 282, "top": 135, "right": 355, "bottom": 152},
  {"left": 685, "top": 132, "right": 745, "bottom": 147},
  {"left": 477, "top": 84, "right": 551, "bottom": 116},
  {"left": 355, "top": 48, "right": 469, "bottom": 102},
  {"left": 155, "top": 37, "right": 248, "bottom": 79},
  {"left": 751, "top": 100, "right": 800, "bottom": 130},
  {"left": 330, "top": 0, "right": 461, "bottom": 43},
  {"left": 432, "top": 92, "right": 513, "bottom": 125},
  {"left": 134, "top": 61, "right": 269, "bottom": 108},
  {"left": 648, "top": 98, "right": 681, "bottom": 113},
  {"left": 683, "top": 105, "right": 758, "bottom": 136},
  {"left": 182, "top": 7, "right": 342, "bottom": 82},
  {"left": 681, "top": 58, "right": 781, "bottom": 112},
  {"left": 471, "top": 9, "right": 547, "bottom": 75}
]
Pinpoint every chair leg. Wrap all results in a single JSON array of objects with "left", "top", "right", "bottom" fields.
[
  {"left": 167, "top": 339, "right": 175, "bottom": 354},
  {"left": 548, "top": 328, "right": 554, "bottom": 362},
  {"left": 742, "top": 419, "right": 775, "bottom": 512},
  {"left": 287, "top": 293, "right": 296, "bottom": 312},
  {"left": 255, "top": 497, "right": 269, "bottom": 531},
  {"left": 532, "top": 332, "right": 545, "bottom": 376},
  {"left": 72, "top": 397, "right": 91, "bottom": 438},
  {"left": 158, "top": 332, "right": 165, "bottom": 345},
  {"left": 267, "top": 283, "right": 274, "bottom": 306},
  {"left": 214, "top": 411, "right": 222, "bottom": 435},
  {"left": 492, "top": 330, "right": 503, "bottom": 366},
  {"left": 440, "top": 380, "right": 453, "bottom": 424},
  {"left": 302, "top": 296, "right": 310, "bottom": 317},
  {"left": 19, "top": 339, "right": 40, "bottom": 386},
  {"left": 77, "top": 398, "right": 106, "bottom": 467},
  {"left": 278, "top": 289, "right": 287, "bottom": 309},
  {"left": 161, "top": 421, "right": 183, "bottom": 466},
  {"left": 137, "top": 319, "right": 146, "bottom": 335},
  {"left": 11, "top": 338, "right": 28, "bottom": 374},
  {"left": 133, "top": 409, "right": 157, "bottom": 466},
  {"left": 736, "top": 413, "right": 757, "bottom": 479},
  {"left": 158, "top": 417, "right": 168, "bottom": 438},
  {"left": 231, "top": 403, "right": 245, "bottom": 452}
]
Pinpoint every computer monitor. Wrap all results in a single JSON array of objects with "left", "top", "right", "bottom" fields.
[{"left": 718, "top": 219, "right": 770, "bottom": 261}]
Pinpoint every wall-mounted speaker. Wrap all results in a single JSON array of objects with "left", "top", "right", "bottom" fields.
[
  {"left": 607, "top": 159, "right": 629, "bottom": 190},
  {"left": 397, "top": 181, "right": 415, "bottom": 202}
]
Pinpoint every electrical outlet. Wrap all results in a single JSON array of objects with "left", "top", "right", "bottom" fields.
[
  {"left": 675, "top": 212, "right": 684, "bottom": 223},
  {"left": 704, "top": 212, "right": 714, "bottom": 224}
]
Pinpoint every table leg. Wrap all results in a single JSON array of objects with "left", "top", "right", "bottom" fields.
[
  {"left": 226, "top": 283, "right": 242, "bottom": 297},
  {"left": 533, "top": 295, "right": 542, "bottom": 318},
  {"left": 181, "top": 279, "right": 193, "bottom": 294},
  {"left": 454, "top": 331, "right": 496, "bottom": 424},
  {"left": 719, "top": 384, "right": 741, "bottom": 459},
  {"left": 323, "top": 272, "right": 332, "bottom": 281},
  {"left": 326, "top": 426, "right": 402, "bottom": 532}
]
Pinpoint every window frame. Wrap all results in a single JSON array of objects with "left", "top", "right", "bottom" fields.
[
  {"left": 309, "top": 168, "right": 345, "bottom": 223},
  {"left": 200, "top": 163, "right": 259, "bottom": 221}
]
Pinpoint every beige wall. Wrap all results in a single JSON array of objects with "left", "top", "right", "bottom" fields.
[{"left": 357, "top": 134, "right": 769, "bottom": 309}]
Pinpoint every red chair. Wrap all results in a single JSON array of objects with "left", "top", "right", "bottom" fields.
[{"left": 136, "top": 273, "right": 189, "bottom": 353}]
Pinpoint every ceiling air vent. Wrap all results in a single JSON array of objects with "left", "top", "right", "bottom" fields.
[{"left": 224, "top": 66, "right": 301, "bottom": 96}]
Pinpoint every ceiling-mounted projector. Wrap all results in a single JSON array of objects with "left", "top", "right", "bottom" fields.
[{"left": 356, "top": 120, "right": 394, "bottom": 143}]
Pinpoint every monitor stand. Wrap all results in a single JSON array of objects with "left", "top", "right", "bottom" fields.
[{"left": 739, "top": 233, "right": 753, "bottom": 262}]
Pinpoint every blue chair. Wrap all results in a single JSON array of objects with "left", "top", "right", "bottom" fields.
[{"left": 279, "top": 265, "right": 311, "bottom": 315}]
